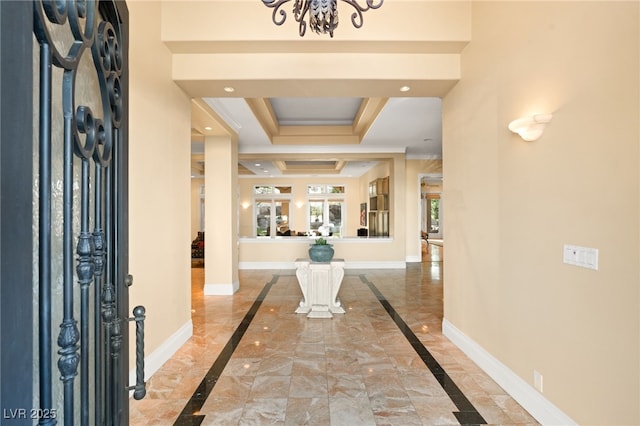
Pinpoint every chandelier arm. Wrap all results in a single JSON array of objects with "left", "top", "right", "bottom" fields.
[
  {"left": 293, "top": 1, "right": 310, "bottom": 37},
  {"left": 346, "top": 0, "right": 384, "bottom": 10},
  {"left": 340, "top": 0, "right": 383, "bottom": 28},
  {"left": 262, "top": 0, "right": 293, "bottom": 26}
]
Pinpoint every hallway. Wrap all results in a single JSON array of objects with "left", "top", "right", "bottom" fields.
[{"left": 129, "top": 250, "right": 537, "bottom": 425}]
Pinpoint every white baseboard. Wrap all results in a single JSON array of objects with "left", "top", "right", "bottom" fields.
[
  {"left": 405, "top": 255, "right": 422, "bottom": 263},
  {"left": 204, "top": 280, "right": 239, "bottom": 295},
  {"left": 442, "top": 319, "right": 577, "bottom": 426},
  {"left": 344, "top": 260, "right": 406, "bottom": 269},
  {"left": 239, "top": 261, "right": 406, "bottom": 270},
  {"left": 129, "top": 319, "right": 193, "bottom": 396}
]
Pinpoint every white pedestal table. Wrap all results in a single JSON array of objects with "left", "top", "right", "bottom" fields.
[{"left": 294, "top": 258, "right": 345, "bottom": 318}]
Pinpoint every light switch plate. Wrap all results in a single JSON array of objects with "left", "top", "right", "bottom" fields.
[{"left": 563, "top": 244, "right": 598, "bottom": 270}]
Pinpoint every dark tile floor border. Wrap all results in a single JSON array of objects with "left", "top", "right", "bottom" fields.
[
  {"left": 173, "top": 275, "right": 279, "bottom": 426},
  {"left": 174, "top": 272, "right": 486, "bottom": 425},
  {"left": 360, "top": 274, "right": 487, "bottom": 425}
]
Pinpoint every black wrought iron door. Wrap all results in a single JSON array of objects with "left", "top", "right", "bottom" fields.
[{"left": 27, "top": 1, "right": 144, "bottom": 425}]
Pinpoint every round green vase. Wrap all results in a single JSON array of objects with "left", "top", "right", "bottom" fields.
[{"left": 308, "top": 244, "right": 334, "bottom": 262}]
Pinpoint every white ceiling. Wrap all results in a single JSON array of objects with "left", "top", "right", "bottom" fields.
[
  {"left": 270, "top": 98, "right": 362, "bottom": 126},
  {"left": 192, "top": 96, "right": 442, "bottom": 177}
]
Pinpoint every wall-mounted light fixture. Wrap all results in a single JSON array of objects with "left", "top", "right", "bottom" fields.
[
  {"left": 241, "top": 201, "right": 251, "bottom": 209},
  {"left": 262, "top": 0, "right": 384, "bottom": 38},
  {"left": 295, "top": 201, "right": 305, "bottom": 209},
  {"left": 508, "top": 114, "right": 552, "bottom": 142}
]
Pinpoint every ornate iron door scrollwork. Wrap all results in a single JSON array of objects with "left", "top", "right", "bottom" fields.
[{"left": 33, "top": 1, "right": 142, "bottom": 424}]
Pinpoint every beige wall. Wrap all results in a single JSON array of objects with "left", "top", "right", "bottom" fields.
[
  {"left": 443, "top": 2, "right": 639, "bottom": 424},
  {"left": 239, "top": 238, "right": 403, "bottom": 266},
  {"left": 161, "top": 0, "right": 471, "bottom": 43},
  {"left": 128, "top": 0, "right": 192, "bottom": 368}
]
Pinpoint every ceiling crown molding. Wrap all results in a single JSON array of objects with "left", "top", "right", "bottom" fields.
[{"left": 246, "top": 97, "right": 387, "bottom": 145}]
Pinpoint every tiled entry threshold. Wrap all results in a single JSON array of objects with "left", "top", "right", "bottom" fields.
[{"left": 171, "top": 272, "right": 502, "bottom": 426}]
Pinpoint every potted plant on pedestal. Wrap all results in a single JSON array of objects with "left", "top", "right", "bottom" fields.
[{"left": 308, "top": 237, "right": 335, "bottom": 262}]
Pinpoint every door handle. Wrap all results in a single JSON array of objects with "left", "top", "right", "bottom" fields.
[{"left": 127, "top": 305, "right": 146, "bottom": 400}]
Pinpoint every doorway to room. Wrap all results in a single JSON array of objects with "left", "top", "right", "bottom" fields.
[{"left": 419, "top": 174, "right": 443, "bottom": 262}]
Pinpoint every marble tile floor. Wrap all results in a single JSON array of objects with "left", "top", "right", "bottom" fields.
[{"left": 129, "top": 254, "right": 537, "bottom": 425}]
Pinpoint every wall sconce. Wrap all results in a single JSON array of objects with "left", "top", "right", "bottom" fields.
[
  {"left": 508, "top": 114, "right": 552, "bottom": 142},
  {"left": 295, "top": 201, "right": 305, "bottom": 209},
  {"left": 241, "top": 201, "right": 251, "bottom": 209}
]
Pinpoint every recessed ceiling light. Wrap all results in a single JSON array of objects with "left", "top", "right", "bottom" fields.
[
  {"left": 204, "top": 126, "right": 212, "bottom": 131},
  {"left": 255, "top": 163, "right": 261, "bottom": 167},
  {"left": 400, "top": 85, "right": 410, "bottom": 92},
  {"left": 223, "top": 86, "right": 235, "bottom": 93}
]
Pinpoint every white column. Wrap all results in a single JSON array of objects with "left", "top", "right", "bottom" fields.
[{"left": 204, "top": 135, "right": 239, "bottom": 295}]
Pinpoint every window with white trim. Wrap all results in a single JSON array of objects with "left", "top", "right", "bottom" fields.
[
  {"left": 254, "top": 186, "right": 292, "bottom": 236},
  {"left": 307, "top": 185, "right": 345, "bottom": 236}
]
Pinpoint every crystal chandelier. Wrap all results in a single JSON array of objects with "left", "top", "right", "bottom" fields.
[{"left": 262, "top": 0, "right": 384, "bottom": 38}]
